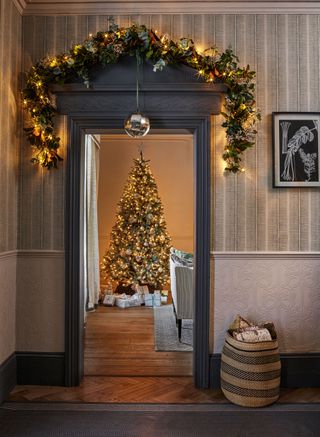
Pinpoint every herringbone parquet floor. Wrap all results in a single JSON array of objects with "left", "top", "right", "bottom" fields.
[{"left": 9, "top": 376, "right": 320, "bottom": 403}]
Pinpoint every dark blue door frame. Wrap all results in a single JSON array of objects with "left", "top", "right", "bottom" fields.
[{"left": 54, "top": 59, "right": 224, "bottom": 388}]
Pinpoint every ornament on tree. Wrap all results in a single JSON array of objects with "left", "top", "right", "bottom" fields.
[{"left": 101, "top": 152, "right": 171, "bottom": 290}]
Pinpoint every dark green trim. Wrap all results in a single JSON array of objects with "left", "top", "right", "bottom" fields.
[
  {"left": 210, "top": 353, "right": 320, "bottom": 389},
  {"left": 16, "top": 352, "right": 65, "bottom": 386},
  {"left": 0, "top": 353, "right": 16, "bottom": 403}
]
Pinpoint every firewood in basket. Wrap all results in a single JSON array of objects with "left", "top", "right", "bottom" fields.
[{"left": 229, "top": 314, "right": 253, "bottom": 332}]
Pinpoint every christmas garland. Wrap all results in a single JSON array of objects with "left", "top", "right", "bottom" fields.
[{"left": 22, "top": 22, "right": 260, "bottom": 172}]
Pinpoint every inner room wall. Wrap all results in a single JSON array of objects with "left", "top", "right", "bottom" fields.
[{"left": 98, "top": 134, "right": 194, "bottom": 269}]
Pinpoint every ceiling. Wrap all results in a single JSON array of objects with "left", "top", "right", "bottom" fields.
[{"left": 13, "top": 1, "right": 320, "bottom": 15}]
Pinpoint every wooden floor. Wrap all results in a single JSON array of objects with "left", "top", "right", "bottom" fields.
[
  {"left": 84, "top": 305, "right": 192, "bottom": 376},
  {"left": 8, "top": 304, "right": 320, "bottom": 404},
  {"left": 9, "top": 376, "right": 320, "bottom": 404}
]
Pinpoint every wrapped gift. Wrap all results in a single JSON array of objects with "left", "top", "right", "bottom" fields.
[
  {"left": 132, "top": 285, "right": 149, "bottom": 304},
  {"left": 128, "top": 294, "right": 141, "bottom": 307},
  {"left": 115, "top": 292, "right": 143, "bottom": 308},
  {"left": 144, "top": 294, "right": 153, "bottom": 307},
  {"left": 131, "top": 292, "right": 144, "bottom": 305},
  {"left": 115, "top": 293, "right": 130, "bottom": 308},
  {"left": 115, "top": 298, "right": 130, "bottom": 308},
  {"left": 103, "top": 294, "right": 116, "bottom": 307},
  {"left": 153, "top": 290, "right": 161, "bottom": 307},
  {"left": 137, "top": 292, "right": 145, "bottom": 304},
  {"left": 160, "top": 289, "right": 168, "bottom": 304},
  {"left": 144, "top": 292, "right": 162, "bottom": 307},
  {"left": 153, "top": 296, "right": 161, "bottom": 307}
]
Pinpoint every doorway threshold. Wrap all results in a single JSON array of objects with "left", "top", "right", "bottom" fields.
[{"left": 8, "top": 376, "right": 224, "bottom": 404}]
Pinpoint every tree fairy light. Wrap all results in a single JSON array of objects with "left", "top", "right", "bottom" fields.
[{"left": 101, "top": 152, "right": 171, "bottom": 290}]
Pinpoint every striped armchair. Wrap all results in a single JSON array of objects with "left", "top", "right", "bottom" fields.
[{"left": 169, "top": 252, "right": 194, "bottom": 341}]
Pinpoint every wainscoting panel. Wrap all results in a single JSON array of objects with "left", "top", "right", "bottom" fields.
[
  {"left": 0, "top": 353, "right": 16, "bottom": 403},
  {"left": 15, "top": 251, "right": 65, "bottom": 353},
  {"left": 0, "top": 252, "right": 17, "bottom": 365},
  {"left": 212, "top": 252, "right": 320, "bottom": 354}
]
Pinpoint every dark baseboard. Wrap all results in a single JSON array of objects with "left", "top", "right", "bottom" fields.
[
  {"left": 6, "top": 351, "right": 320, "bottom": 391},
  {"left": 209, "top": 353, "right": 320, "bottom": 389},
  {"left": 16, "top": 352, "right": 65, "bottom": 386},
  {"left": 280, "top": 354, "right": 320, "bottom": 388},
  {"left": 0, "top": 353, "right": 17, "bottom": 403},
  {"left": 209, "top": 354, "right": 221, "bottom": 389}
]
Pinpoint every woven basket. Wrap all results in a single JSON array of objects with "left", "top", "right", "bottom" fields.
[{"left": 220, "top": 332, "right": 281, "bottom": 407}]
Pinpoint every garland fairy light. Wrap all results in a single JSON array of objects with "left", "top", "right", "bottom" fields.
[{"left": 22, "top": 22, "right": 260, "bottom": 172}]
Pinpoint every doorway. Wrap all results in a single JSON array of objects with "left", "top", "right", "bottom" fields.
[
  {"left": 83, "top": 133, "right": 194, "bottom": 378},
  {"left": 64, "top": 116, "right": 211, "bottom": 389},
  {"left": 58, "top": 58, "right": 220, "bottom": 389}
]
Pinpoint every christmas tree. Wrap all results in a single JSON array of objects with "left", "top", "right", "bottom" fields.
[{"left": 102, "top": 152, "right": 171, "bottom": 290}]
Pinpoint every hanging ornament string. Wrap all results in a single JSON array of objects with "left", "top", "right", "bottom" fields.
[
  {"left": 136, "top": 55, "right": 140, "bottom": 113},
  {"left": 124, "top": 53, "right": 151, "bottom": 138}
]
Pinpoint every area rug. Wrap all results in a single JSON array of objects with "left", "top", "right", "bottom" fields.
[
  {"left": 1, "top": 402, "right": 320, "bottom": 437},
  {"left": 154, "top": 304, "right": 193, "bottom": 352}
]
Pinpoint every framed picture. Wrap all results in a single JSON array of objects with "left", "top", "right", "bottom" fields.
[{"left": 273, "top": 112, "right": 320, "bottom": 187}]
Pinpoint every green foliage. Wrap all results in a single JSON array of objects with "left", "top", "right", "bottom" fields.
[{"left": 22, "top": 23, "right": 259, "bottom": 172}]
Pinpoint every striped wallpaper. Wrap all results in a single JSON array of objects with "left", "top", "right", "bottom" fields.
[
  {"left": 0, "top": 0, "right": 21, "bottom": 365},
  {"left": 0, "top": 0, "right": 21, "bottom": 253},
  {"left": 20, "top": 14, "right": 320, "bottom": 251}
]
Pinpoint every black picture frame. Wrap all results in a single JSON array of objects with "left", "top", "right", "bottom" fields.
[{"left": 273, "top": 112, "right": 320, "bottom": 187}]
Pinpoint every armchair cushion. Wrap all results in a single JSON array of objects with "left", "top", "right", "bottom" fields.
[
  {"left": 174, "top": 266, "right": 193, "bottom": 320},
  {"left": 170, "top": 247, "right": 193, "bottom": 267},
  {"left": 170, "top": 251, "right": 194, "bottom": 321}
]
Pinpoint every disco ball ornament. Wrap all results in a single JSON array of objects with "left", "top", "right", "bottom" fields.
[{"left": 124, "top": 112, "right": 150, "bottom": 138}]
